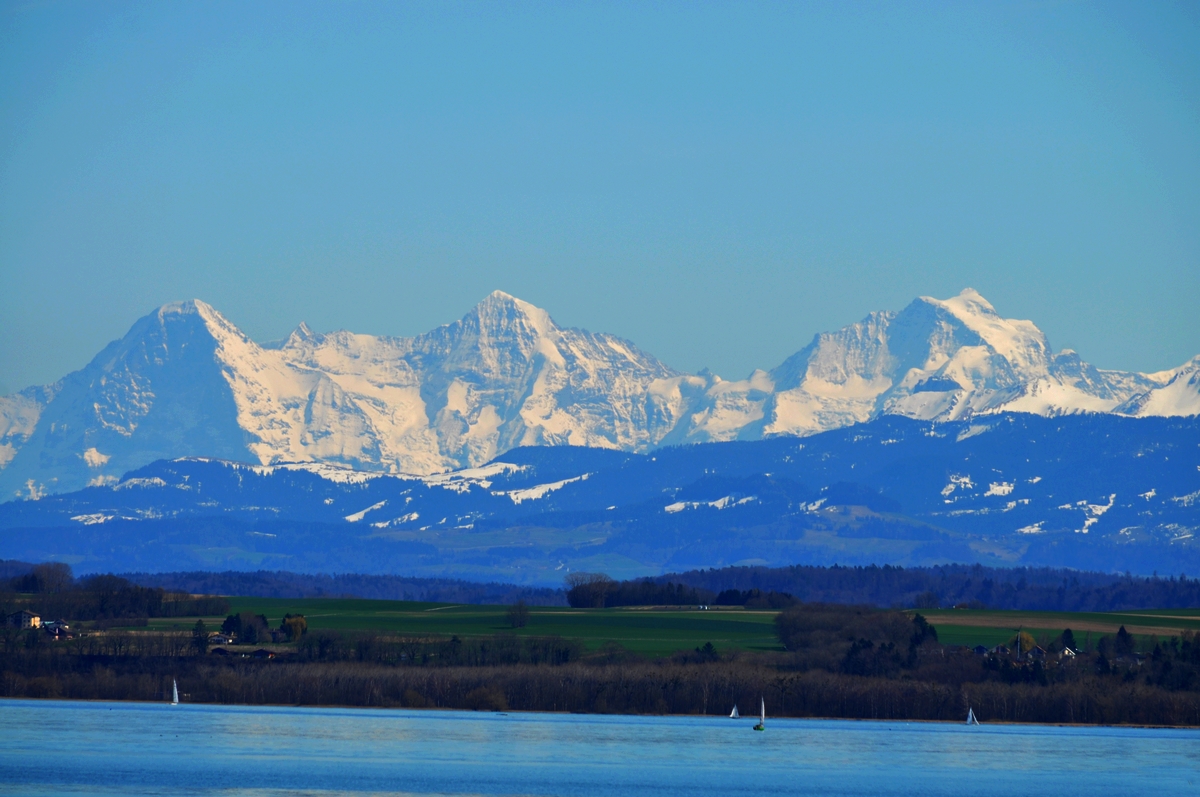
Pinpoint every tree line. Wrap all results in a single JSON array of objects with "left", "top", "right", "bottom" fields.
[
  {"left": 2, "top": 563, "right": 229, "bottom": 621},
  {"left": 3, "top": 630, "right": 1199, "bottom": 725},
  {"left": 8, "top": 558, "right": 1196, "bottom": 612},
  {"left": 650, "top": 563, "right": 1200, "bottom": 611},
  {"left": 119, "top": 568, "right": 563, "bottom": 605},
  {"left": 564, "top": 573, "right": 802, "bottom": 610}
]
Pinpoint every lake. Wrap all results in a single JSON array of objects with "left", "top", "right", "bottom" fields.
[{"left": 1, "top": 699, "right": 1197, "bottom": 796}]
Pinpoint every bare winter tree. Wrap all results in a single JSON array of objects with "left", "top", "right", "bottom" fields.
[{"left": 564, "top": 572, "right": 614, "bottom": 608}]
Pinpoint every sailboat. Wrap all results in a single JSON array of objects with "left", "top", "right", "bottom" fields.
[
  {"left": 966, "top": 707, "right": 979, "bottom": 726},
  {"left": 171, "top": 679, "right": 179, "bottom": 706},
  {"left": 753, "top": 698, "right": 765, "bottom": 731},
  {"left": 730, "top": 705, "right": 740, "bottom": 719}
]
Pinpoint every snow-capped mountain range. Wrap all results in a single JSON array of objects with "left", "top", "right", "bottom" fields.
[{"left": 2, "top": 289, "right": 1197, "bottom": 497}]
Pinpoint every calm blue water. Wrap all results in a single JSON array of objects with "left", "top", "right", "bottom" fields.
[{"left": 1, "top": 699, "right": 1197, "bottom": 796}]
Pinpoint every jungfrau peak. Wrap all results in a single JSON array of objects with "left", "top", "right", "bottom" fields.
[{"left": 1, "top": 289, "right": 1195, "bottom": 497}]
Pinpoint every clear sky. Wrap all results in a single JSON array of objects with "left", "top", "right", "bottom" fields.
[{"left": 2, "top": 1, "right": 1198, "bottom": 394}]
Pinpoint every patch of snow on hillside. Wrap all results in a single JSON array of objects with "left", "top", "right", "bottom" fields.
[
  {"left": 1071, "top": 494, "right": 1116, "bottom": 533},
  {"left": 115, "top": 477, "right": 169, "bottom": 490},
  {"left": 422, "top": 462, "right": 526, "bottom": 492},
  {"left": 1016, "top": 521, "right": 1045, "bottom": 534},
  {"left": 1089, "top": 495, "right": 1116, "bottom": 516},
  {"left": 278, "top": 462, "right": 389, "bottom": 485},
  {"left": 501, "top": 473, "right": 590, "bottom": 504},
  {"left": 665, "top": 495, "right": 757, "bottom": 513},
  {"left": 1027, "top": 476, "right": 1042, "bottom": 484},
  {"left": 1172, "top": 490, "right": 1200, "bottom": 508},
  {"left": 985, "top": 481, "right": 1014, "bottom": 497},
  {"left": 371, "top": 511, "right": 421, "bottom": 529},
  {"left": 345, "top": 500, "right": 387, "bottom": 522},
  {"left": 956, "top": 424, "right": 991, "bottom": 442},
  {"left": 71, "top": 513, "right": 114, "bottom": 525},
  {"left": 941, "top": 474, "right": 974, "bottom": 497},
  {"left": 82, "top": 448, "right": 110, "bottom": 468},
  {"left": 1139, "top": 489, "right": 1156, "bottom": 501}
]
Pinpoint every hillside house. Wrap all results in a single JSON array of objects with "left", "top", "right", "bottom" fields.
[{"left": 7, "top": 610, "right": 41, "bottom": 629}]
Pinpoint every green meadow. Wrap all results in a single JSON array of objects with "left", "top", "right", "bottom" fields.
[
  {"left": 919, "top": 607, "right": 1200, "bottom": 649},
  {"left": 145, "top": 597, "right": 783, "bottom": 656},
  {"left": 138, "top": 598, "right": 1200, "bottom": 657}
]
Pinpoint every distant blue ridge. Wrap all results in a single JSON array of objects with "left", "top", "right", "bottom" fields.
[{"left": 0, "top": 413, "right": 1197, "bottom": 583}]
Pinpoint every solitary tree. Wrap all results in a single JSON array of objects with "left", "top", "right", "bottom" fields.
[
  {"left": 507, "top": 600, "right": 530, "bottom": 628},
  {"left": 565, "top": 572, "right": 614, "bottom": 608},
  {"left": 280, "top": 614, "right": 308, "bottom": 641},
  {"left": 1061, "top": 628, "right": 1077, "bottom": 651},
  {"left": 33, "top": 562, "right": 73, "bottom": 593},
  {"left": 1115, "top": 626, "right": 1136, "bottom": 656},
  {"left": 192, "top": 619, "right": 209, "bottom": 654}
]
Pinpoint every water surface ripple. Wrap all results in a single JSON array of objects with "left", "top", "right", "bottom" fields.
[{"left": 1, "top": 699, "right": 1197, "bottom": 796}]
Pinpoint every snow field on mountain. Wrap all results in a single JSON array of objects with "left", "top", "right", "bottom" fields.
[{"left": 1, "top": 289, "right": 1197, "bottom": 498}]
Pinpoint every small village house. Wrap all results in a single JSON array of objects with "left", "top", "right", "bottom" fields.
[{"left": 7, "top": 610, "right": 41, "bottom": 629}]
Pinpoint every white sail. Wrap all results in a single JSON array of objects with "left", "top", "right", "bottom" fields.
[
  {"left": 172, "top": 679, "right": 179, "bottom": 705},
  {"left": 759, "top": 698, "right": 765, "bottom": 725},
  {"left": 730, "top": 705, "right": 739, "bottom": 718},
  {"left": 966, "top": 707, "right": 978, "bottom": 725}
]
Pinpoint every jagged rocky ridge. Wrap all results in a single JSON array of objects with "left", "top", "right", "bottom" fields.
[{"left": 1, "top": 289, "right": 1197, "bottom": 497}]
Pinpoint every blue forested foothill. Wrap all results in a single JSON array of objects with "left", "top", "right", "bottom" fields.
[{"left": 1, "top": 414, "right": 1197, "bottom": 580}]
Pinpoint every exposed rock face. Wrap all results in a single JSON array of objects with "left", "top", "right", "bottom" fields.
[{"left": 1, "top": 289, "right": 1195, "bottom": 497}]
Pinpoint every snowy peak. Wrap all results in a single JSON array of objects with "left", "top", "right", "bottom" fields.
[
  {"left": 282, "top": 321, "right": 317, "bottom": 348},
  {"left": 431, "top": 290, "right": 569, "bottom": 373},
  {"left": 918, "top": 288, "right": 1050, "bottom": 375},
  {"left": 688, "top": 288, "right": 1190, "bottom": 443},
  {"left": 1, "top": 289, "right": 1196, "bottom": 498},
  {"left": 0, "top": 300, "right": 253, "bottom": 497},
  {"left": 471, "top": 290, "right": 557, "bottom": 336},
  {"left": 1115, "top": 356, "right": 1200, "bottom": 418}
]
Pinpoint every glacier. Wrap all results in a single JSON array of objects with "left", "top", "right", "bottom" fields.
[{"left": 1, "top": 288, "right": 1196, "bottom": 498}]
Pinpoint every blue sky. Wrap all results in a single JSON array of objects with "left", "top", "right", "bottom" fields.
[{"left": 2, "top": 1, "right": 1198, "bottom": 393}]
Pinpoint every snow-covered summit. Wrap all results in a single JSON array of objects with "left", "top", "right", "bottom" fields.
[
  {"left": 674, "top": 288, "right": 1193, "bottom": 442},
  {"left": 1, "top": 289, "right": 1196, "bottom": 497}
]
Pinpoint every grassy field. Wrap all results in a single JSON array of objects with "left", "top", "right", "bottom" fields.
[
  {"left": 138, "top": 599, "right": 1200, "bottom": 657},
  {"left": 920, "top": 608, "right": 1200, "bottom": 649},
  {"left": 144, "top": 598, "right": 784, "bottom": 656}
]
